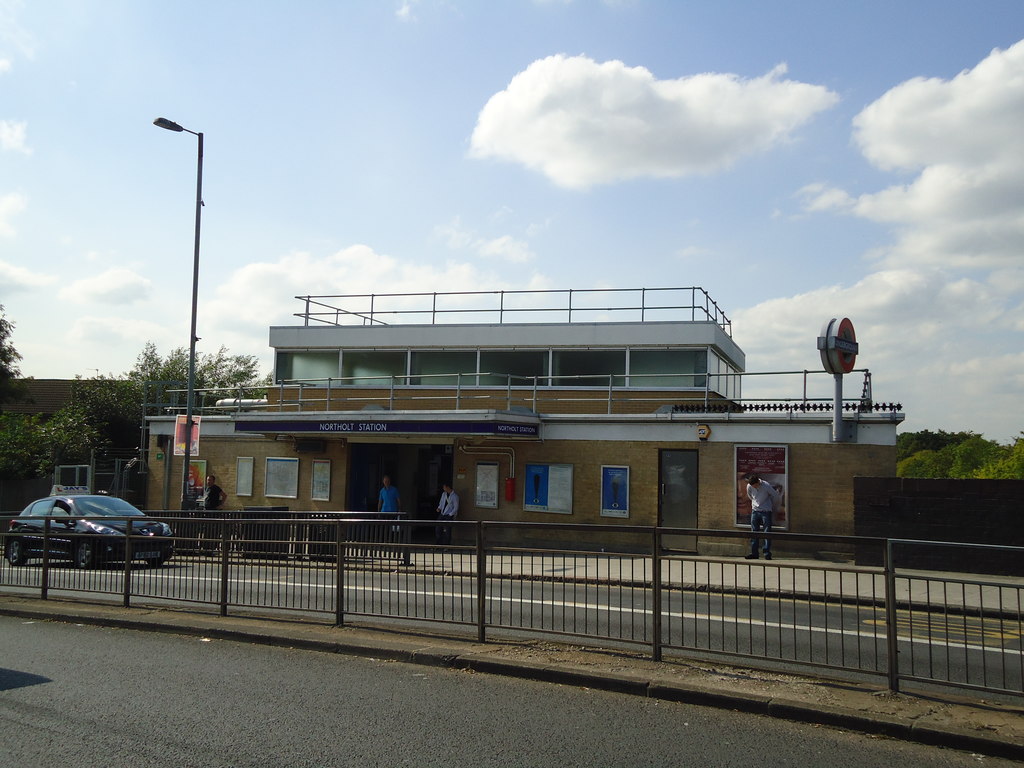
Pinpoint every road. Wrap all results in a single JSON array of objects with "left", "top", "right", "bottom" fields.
[{"left": 1, "top": 615, "right": 1016, "bottom": 768}]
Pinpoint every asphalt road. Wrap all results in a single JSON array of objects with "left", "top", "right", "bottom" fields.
[{"left": 0, "top": 615, "right": 1016, "bottom": 768}]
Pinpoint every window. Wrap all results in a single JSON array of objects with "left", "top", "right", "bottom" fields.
[
  {"left": 551, "top": 350, "right": 625, "bottom": 386},
  {"left": 276, "top": 351, "right": 340, "bottom": 383},
  {"left": 340, "top": 351, "right": 407, "bottom": 386},
  {"left": 479, "top": 350, "right": 549, "bottom": 386},
  {"left": 629, "top": 350, "right": 707, "bottom": 387},
  {"left": 410, "top": 350, "right": 477, "bottom": 385}
]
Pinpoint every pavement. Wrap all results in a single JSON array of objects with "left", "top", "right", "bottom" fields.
[{"left": 1, "top": 591, "right": 1022, "bottom": 762}]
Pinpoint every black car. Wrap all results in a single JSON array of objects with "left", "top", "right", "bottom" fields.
[{"left": 5, "top": 495, "right": 174, "bottom": 568}]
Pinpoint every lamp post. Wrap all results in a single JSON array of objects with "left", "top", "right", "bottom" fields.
[{"left": 153, "top": 117, "right": 203, "bottom": 510}]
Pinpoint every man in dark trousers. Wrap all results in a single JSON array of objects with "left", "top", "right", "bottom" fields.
[{"left": 744, "top": 474, "right": 781, "bottom": 560}]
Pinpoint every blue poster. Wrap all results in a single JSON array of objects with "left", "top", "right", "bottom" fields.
[
  {"left": 601, "top": 466, "right": 629, "bottom": 517},
  {"left": 525, "top": 464, "right": 549, "bottom": 509}
]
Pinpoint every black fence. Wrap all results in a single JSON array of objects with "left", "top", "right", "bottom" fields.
[{"left": 1, "top": 517, "right": 1021, "bottom": 699}]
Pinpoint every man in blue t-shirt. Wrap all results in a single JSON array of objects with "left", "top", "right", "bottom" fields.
[{"left": 377, "top": 474, "right": 401, "bottom": 514}]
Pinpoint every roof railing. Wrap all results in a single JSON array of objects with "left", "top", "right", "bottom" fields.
[{"left": 293, "top": 287, "right": 732, "bottom": 336}]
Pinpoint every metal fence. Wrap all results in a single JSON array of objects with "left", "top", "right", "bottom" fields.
[{"left": 1, "top": 517, "right": 1021, "bottom": 698}]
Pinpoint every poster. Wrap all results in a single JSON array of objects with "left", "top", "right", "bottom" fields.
[
  {"left": 266, "top": 457, "right": 299, "bottom": 499},
  {"left": 312, "top": 459, "right": 331, "bottom": 501},
  {"left": 173, "top": 414, "right": 201, "bottom": 457},
  {"left": 524, "top": 463, "right": 573, "bottom": 514},
  {"left": 735, "top": 445, "right": 788, "bottom": 529},
  {"left": 236, "top": 457, "right": 254, "bottom": 496},
  {"left": 600, "top": 466, "right": 629, "bottom": 518},
  {"left": 187, "top": 459, "right": 206, "bottom": 507},
  {"left": 475, "top": 461, "right": 499, "bottom": 508}
]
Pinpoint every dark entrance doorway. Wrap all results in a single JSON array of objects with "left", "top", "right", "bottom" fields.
[
  {"left": 348, "top": 443, "right": 454, "bottom": 534},
  {"left": 659, "top": 449, "right": 698, "bottom": 551}
]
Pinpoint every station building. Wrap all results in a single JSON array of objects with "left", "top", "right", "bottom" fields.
[{"left": 143, "top": 287, "right": 903, "bottom": 556}]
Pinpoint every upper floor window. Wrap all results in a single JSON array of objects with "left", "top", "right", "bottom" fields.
[
  {"left": 552, "top": 350, "right": 626, "bottom": 387},
  {"left": 410, "top": 350, "right": 477, "bottom": 385}
]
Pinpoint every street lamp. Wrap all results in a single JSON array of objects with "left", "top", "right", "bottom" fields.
[{"left": 153, "top": 117, "right": 204, "bottom": 510}]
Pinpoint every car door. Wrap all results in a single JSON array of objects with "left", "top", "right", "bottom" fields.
[{"left": 18, "top": 499, "right": 58, "bottom": 554}]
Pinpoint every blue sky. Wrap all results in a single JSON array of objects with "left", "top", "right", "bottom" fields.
[{"left": 2, "top": 0, "right": 1023, "bottom": 442}]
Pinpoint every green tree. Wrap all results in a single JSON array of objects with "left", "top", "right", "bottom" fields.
[
  {"left": 897, "top": 449, "right": 946, "bottom": 478},
  {"left": 896, "top": 429, "right": 976, "bottom": 463},
  {"left": 0, "top": 413, "right": 49, "bottom": 479},
  {"left": 130, "top": 341, "right": 265, "bottom": 390},
  {"left": 946, "top": 435, "right": 1005, "bottom": 478},
  {"left": 0, "top": 304, "right": 27, "bottom": 408},
  {"left": 975, "top": 435, "right": 1024, "bottom": 479}
]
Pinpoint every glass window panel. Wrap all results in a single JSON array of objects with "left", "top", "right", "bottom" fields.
[
  {"left": 275, "top": 351, "right": 339, "bottom": 383},
  {"left": 479, "top": 350, "right": 549, "bottom": 386},
  {"left": 410, "top": 350, "right": 477, "bottom": 385},
  {"left": 551, "top": 350, "right": 625, "bottom": 386},
  {"left": 341, "top": 351, "right": 407, "bottom": 386},
  {"left": 629, "top": 350, "right": 707, "bottom": 387}
]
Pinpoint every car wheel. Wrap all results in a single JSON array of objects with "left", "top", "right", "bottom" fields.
[
  {"left": 73, "top": 539, "right": 96, "bottom": 569},
  {"left": 5, "top": 539, "right": 28, "bottom": 566}
]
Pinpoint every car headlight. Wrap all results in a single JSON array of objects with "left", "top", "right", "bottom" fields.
[{"left": 83, "top": 521, "right": 120, "bottom": 535}]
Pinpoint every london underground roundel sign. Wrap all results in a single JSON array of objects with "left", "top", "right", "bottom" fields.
[{"left": 817, "top": 317, "right": 859, "bottom": 375}]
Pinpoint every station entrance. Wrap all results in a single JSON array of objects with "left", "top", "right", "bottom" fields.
[{"left": 347, "top": 442, "right": 454, "bottom": 521}]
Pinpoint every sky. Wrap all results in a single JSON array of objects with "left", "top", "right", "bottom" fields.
[{"left": 1, "top": 0, "right": 1023, "bottom": 443}]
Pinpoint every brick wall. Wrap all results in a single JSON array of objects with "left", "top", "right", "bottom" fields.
[{"left": 854, "top": 477, "right": 1024, "bottom": 575}]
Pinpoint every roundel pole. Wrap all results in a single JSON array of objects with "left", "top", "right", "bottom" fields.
[{"left": 816, "top": 318, "right": 859, "bottom": 442}]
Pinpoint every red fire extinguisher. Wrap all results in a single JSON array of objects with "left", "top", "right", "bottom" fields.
[{"left": 505, "top": 477, "right": 516, "bottom": 501}]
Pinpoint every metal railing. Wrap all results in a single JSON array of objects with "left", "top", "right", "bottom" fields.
[
  {"left": 294, "top": 287, "right": 733, "bottom": 334},
  {"left": 1, "top": 519, "right": 1020, "bottom": 698},
  {"left": 172, "top": 369, "right": 898, "bottom": 419}
]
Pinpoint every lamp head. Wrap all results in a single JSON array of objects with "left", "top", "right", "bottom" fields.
[{"left": 153, "top": 117, "right": 184, "bottom": 132}]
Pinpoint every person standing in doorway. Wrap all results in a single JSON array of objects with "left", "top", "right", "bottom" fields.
[
  {"left": 378, "top": 474, "right": 401, "bottom": 514},
  {"left": 434, "top": 482, "right": 459, "bottom": 545},
  {"left": 378, "top": 474, "right": 409, "bottom": 565},
  {"left": 745, "top": 474, "right": 780, "bottom": 561}
]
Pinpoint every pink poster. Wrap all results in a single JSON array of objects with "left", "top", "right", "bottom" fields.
[{"left": 735, "top": 445, "right": 788, "bottom": 529}]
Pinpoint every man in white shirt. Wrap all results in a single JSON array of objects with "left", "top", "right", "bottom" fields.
[
  {"left": 435, "top": 482, "right": 459, "bottom": 545},
  {"left": 745, "top": 474, "right": 781, "bottom": 561}
]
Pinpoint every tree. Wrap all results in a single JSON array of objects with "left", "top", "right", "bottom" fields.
[
  {"left": 0, "top": 304, "right": 27, "bottom": 408},
  {"left": 0, "top": 413, "right": 49, "bottom": 479},
  {"left": 130, "top": 341, "right": 265, "bottom": 390}
]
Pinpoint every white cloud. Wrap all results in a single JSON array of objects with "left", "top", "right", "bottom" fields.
[
  {"left": 0, "top": 192, "right": 26, "bottom": 236},
  {"left": 470, "top": 56, "right": 838, "bottom": 189},
  {"left": 820, "top": 40, "right": 1024, "bottom": 271},
  {"left": 0, "top": 255, "right": 53, "bottom": 293},
  {"left": 0, "top": 120, "right": 29, "bottom": 153},
  {"left": 434, "top": 217, "right": 535, "bottom": 263},
  {"left": 57, "top": 268, "right": 153, "bottom": 304},
  {"left": 0, "top": 58, "right": 11, "bottom": 74}
]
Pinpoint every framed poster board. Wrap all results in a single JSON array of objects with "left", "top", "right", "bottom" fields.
[
  {"left": 600, "top": 465, "right": 629, "bottom": 518},
  {"left": 475, "top": 461, "right": 499, "bottom": 508},
  {"left": 173, "top": 414, "right": 202, "bottom": 456},
  {"left": 236, "top": 457, "right": 254, "bottom": 497},
  {"left": 312, "top": 459, "right": 331, "bottom": 501},
  {"left": 265, "top": 457, "right": 299, "bottom": 499},
  {"left": 734, "top": 445, "right": 789, "bottom": 530},
  {"left": 187, "top": 459, "right": 206, "bottom": 508},
  {"left": 524, "top": 463, "right": 573, "bottom": 514}
]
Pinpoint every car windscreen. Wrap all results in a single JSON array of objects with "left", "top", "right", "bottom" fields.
[{"left": 73, "top": 497, "right": 146, "bottom": 517}]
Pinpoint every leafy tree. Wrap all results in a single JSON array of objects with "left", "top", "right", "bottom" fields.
[
  {"left": 896, "top": 429, "right": 976, "bottom": 463},
  {"left": 0, "top": 304, "right": 27, "bottom": 408},
  {"left": 130, "top": 341, "right": 265, "bottom": 391},
  {"left": 897, "top": 449, "right": 946, "bottom": 478},
  {"left": 0, "top": 413, "right": 49, "bottom": 479},
  {"left": 975, "top": 435, "right": 1024, "bottom": 479},
  {"left": 897, "top": 429, "right": 1023, "bottom": 479}
]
